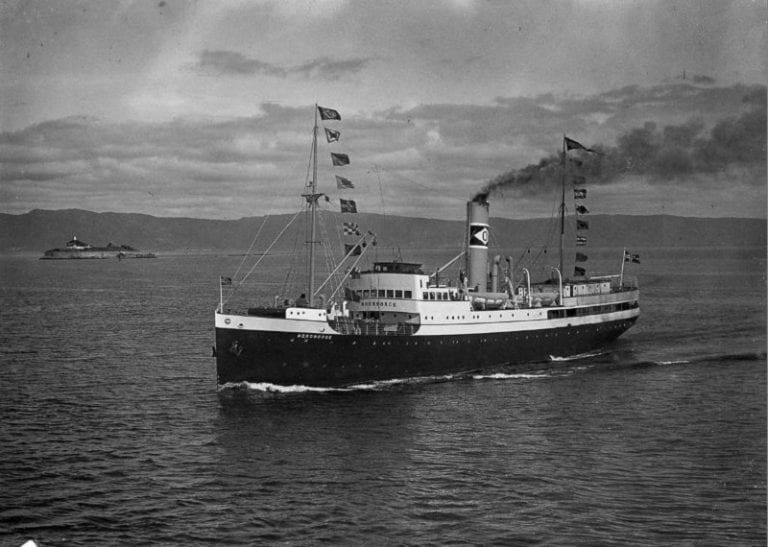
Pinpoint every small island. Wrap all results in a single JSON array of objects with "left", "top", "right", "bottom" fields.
[{"left": 40, "top": 236, "right": 156, "bottom": 260}]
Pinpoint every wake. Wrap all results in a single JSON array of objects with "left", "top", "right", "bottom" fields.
[{"left": 218, "top": 374, "right": 461, "bottom": 394}]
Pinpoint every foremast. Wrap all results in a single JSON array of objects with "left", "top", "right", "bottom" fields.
[
  {"left": 303, "top": 104, "right": 363, "bottom": 308},
  {"left": 307, "top": 105, "right": 320, "bottom": 307},
  {"left": 302, "top": 104, "right": 325, "bottom": 308}
]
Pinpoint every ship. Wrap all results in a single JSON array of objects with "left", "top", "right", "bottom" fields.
[
  {"left": 214, "top": 105, "right": 640, "bottom": 388},
  {"left": 41, "top": 236, "right": 156, "bottom": 259}
]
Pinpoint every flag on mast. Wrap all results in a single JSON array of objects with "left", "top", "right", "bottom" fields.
[
  {"left": 345, "top": 243, "right": 364, "bottom": 256},
  {"left": 331, "top": 153, "right": 350, "bottom": 166},
  {"left": 343, "top": 222, "right": 361, "bottom": 235},
  {"left": 340, "top": 199, "right": 357, "bottom": 213},
  {"left": 335, "top": 175, "right": 354, "bottom": 189},
  {"left": 324, "top": 127, "right": 340, "bottom": 143},
  {"left": 565, "top": 136, "right": 596, "bottom": 153},
  {"left": 318, "top": 106, "right": 341, "bottom": 120}
]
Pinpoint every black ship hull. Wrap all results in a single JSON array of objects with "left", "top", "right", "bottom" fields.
[{"left": 215, "top": 316, "right": 637, "bottom": 387}]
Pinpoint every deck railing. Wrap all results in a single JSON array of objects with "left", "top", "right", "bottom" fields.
[{"left": 327, "top": 318, "right": 419, "bottom": 336}]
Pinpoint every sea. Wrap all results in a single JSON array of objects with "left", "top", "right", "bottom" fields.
[{"left": 1, "top": 246, "right": 765, "bottom": 546}]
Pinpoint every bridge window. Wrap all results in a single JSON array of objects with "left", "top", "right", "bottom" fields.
[
  {"left": 405, "top": 291, "right": 412, "bottom": 299},
  {"left": 378, "top": 290, "right": 386, "bottom": 297},
  {"left": 423, "top": 292, "right": 428, "bottom": 300},
  {"left": 386, "top": 290, "right": 394, "bottom": 298}
]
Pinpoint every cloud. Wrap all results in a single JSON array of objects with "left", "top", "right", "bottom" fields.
[
  {"left": 1, "top": 83, "right": 765, "bottom": 219},
  {"left": 198, "top": 50, "right": 287, "bottom": 77},
  {"left": 196, "top": 49, "right": 370, "bottom": 80},
  {"left": 292, "top": 57, "right": 370, "bottom": 80}
]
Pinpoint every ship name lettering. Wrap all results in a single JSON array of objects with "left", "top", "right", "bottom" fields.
[{"left": 297, "top": 333, "right": 331, "bottom": 340}]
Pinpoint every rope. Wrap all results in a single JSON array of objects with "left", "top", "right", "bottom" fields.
[
  {"left": 222, "top": 210, "right": 302, "bottom": 308},
  {"left": 231, "top": 215, "right": 269, "bottom": 282}
]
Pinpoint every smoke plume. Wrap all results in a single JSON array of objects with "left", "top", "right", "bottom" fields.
[{"left": 476, "top": 96, "right": 766, "bottom": 200}]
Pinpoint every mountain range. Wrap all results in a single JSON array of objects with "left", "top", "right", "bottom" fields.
[{"left": 0, "top": 209, "right": 765, "bottom": 254}]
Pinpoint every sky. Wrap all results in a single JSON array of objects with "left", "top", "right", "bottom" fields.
[{"left": 0, "top": 0, "right": 766, "bottom": 221}]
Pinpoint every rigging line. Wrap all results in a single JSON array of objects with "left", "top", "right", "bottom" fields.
[
  {"left": 281, "top": 207, "right": 304, "bottom": 297},
  {"left": 304, "top": 126, "right": 316, "bottom": 187},
  {"left": 224, "top": 210, "right": 302, "bottom": 307},
  {"left": 314, "top": 204, "right": 346, "bottom": 290},
  {"left": 316, "top": 209, "right": 341, "bottom": 294},
  {"left": 513, "top": 179, "right": 562, "bottom": 273},
  {"left": 231, "top": 215, "right": 269, "bottom": 282},
  {"left": 375, "top": 165, "right": 388, "bottom": 218},
  {"left": 339, "top": 140, "right": 470, "bottom": 206},
  {"left": 330, "top": 205, "right": 345, "bottom": 255}
]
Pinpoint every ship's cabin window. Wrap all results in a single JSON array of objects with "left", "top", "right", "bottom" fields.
[
  {"left": 373, "top": 262, "right": 423, "bottom": 274},
  {"left": 404, "top": 290, "right": 412, "bottom": 299},
  {"left": 386, "top": 290, "right": 394, "bottom": 298},
  {"left": 378, "top": 290, "right": 385, "bottom": 297},
  {"left": 363, "top": 290, "right": 371, "bottom": 298},
  {"left": 395, "top": 290, "right": 403, "bottom": 298},
  {"left": 423, "top": 292, "right": 428, "bottom": 299}
]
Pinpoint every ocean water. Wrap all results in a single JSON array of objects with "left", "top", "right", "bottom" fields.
[{"left": 0, "top": 247, "right": 765, "bottom": 546}]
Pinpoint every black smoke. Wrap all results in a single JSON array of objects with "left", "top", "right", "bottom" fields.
[
  {"left": 477, "top": 154, "right": 562, "bottom": 200},
  {"left": 476, "top": 93, "right": 766, "bottom": 200}
]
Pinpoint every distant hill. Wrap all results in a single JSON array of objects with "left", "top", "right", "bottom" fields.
[{"left": 0, "top": 208, "right": 765, "bottom": 254}]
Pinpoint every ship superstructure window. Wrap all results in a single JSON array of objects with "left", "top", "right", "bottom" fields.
[
  {"left": 547, "top": 301, "right": 640, "bottom": 319},
  {"left": 353, "top": 288, "right": 417, "bottom": 300}
]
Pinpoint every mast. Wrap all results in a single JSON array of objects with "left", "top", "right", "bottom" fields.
[
  {"left": 559, "top": 134, "right": 566, "bottom": 277},
  {"left": 308, "top": 104, "right": 319, "bottom": 307},
  {"left": 619, "top": 247, "right": 627, "bottom": 288}
]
